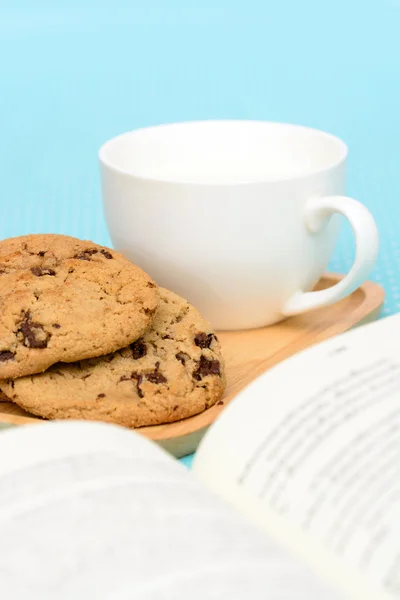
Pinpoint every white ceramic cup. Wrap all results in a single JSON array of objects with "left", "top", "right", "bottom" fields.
[{"left": 99, "top": 120, "right": 378, "bottom": 330}]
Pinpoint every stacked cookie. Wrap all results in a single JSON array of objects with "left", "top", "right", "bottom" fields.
[{"left": 0, "top": 234, "right": 226, "bottom": 427}]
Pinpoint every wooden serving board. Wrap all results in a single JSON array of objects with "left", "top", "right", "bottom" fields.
[{"left": 0, "top": 274, "right": 385, "bottom": 457}]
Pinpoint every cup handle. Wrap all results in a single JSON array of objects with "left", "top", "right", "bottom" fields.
[{"left": 282, "top": 196, "right": 379, "bottom": 316}]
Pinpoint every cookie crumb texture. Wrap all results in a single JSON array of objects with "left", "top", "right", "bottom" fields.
[
  {"left": 1, "top": 288, "right": 226, "bottom": 427},
  {"left": 0, "top": 234, "right": 158, "bottom": 378}
]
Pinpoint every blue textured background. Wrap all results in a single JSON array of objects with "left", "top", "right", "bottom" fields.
[{"left": 1, "top": 0, "right": 399, "bottom": 466}]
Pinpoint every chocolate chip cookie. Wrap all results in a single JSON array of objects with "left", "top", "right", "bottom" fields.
[
  {"left": 0, "top": 288, "right": 226, "bottom": 427},
  {"left": 0, "top": 234, "right": 158, "bottom": 378}
]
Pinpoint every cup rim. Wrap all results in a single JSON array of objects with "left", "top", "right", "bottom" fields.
[{"left": 98, "top": 120, "right": 348, "bottom": 186}]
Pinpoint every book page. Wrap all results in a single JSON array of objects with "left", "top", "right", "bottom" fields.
[
  {"left": 0, "top": 420, "right": 341, "bottom": 600},
  {"left": 194, "top": 314, "right": 400, "bottom": 600}
]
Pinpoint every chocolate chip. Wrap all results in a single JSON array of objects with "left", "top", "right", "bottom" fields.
[
  {"left": 193, "top": 355, "right": 221, "bottom": 380},
  {"left": 176, "top": 352, "right": 189, "bottom": 365},
  {"left": 10, "top": 380, "right": 15, "bottom": 389},
  {"left": 38, "top": 251, "right": 46, "bottom": 257},
  {"left": 97, "top": 393, "right": 106, "bottom": 398},
  {"left": 194, "top": 332, "right": 215, "bottom": 349},
  {"left": 162, "top": 335, "right": 171, "bottom": 340},
  {"left": 52, "top": 323, "right": 61, "bottom": 329},
  {"left": 131, "top": 340, "right": 147, "bottom": 359},
  {"left": 144, "top": 307, "right": 156, "bottom": 315},
  {"left": 120, "top": 363, "right": 167, "bottom": 394},
  {"left": 147, "top": 370, "right": 167, "bottom": 384},
  {"left": 0, "top": 351, "right": 15, "bottom": 362},
  {"left": 173, "top": 405, "right": 179, "bottom": 411},
  {"left": 68, "top": 268, "right": 75, "bottom": 274},
  {"left": 147, "top": 281, "right": 156, "bottom": 288},
  {"left": 100, "top": 249, "right": 113, "bottom": 259},
  {"left": 74, "top": 249, "right": 98, "bottom": 261},
  {"left": 216, "top": 400, "right": 224, "bottom": 406},
  {"left": 19, "top": 311, "right": 50, "bottom": 349},
  {"left": 31, "top": 266, "right": 56, "bottom": 277},
  {"left": 0, "top": 269, "right": 5, "bottom": 275},
  {"left": 120, "top": 372, "right": 144, "bottom": 398},
  {"left": 132, "top": 372, "right": 144, "bottom": 398},
  {"left": 146, "top": 361, "right": 167, "bottom": 384}
]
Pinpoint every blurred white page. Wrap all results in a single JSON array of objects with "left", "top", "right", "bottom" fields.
[{"left": 0, "top": 420, "right": 340, "bottom": 600}]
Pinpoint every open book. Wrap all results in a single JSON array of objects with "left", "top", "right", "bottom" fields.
[{"left": 0, "top": 313, "right": 399, "bottom": 600}]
